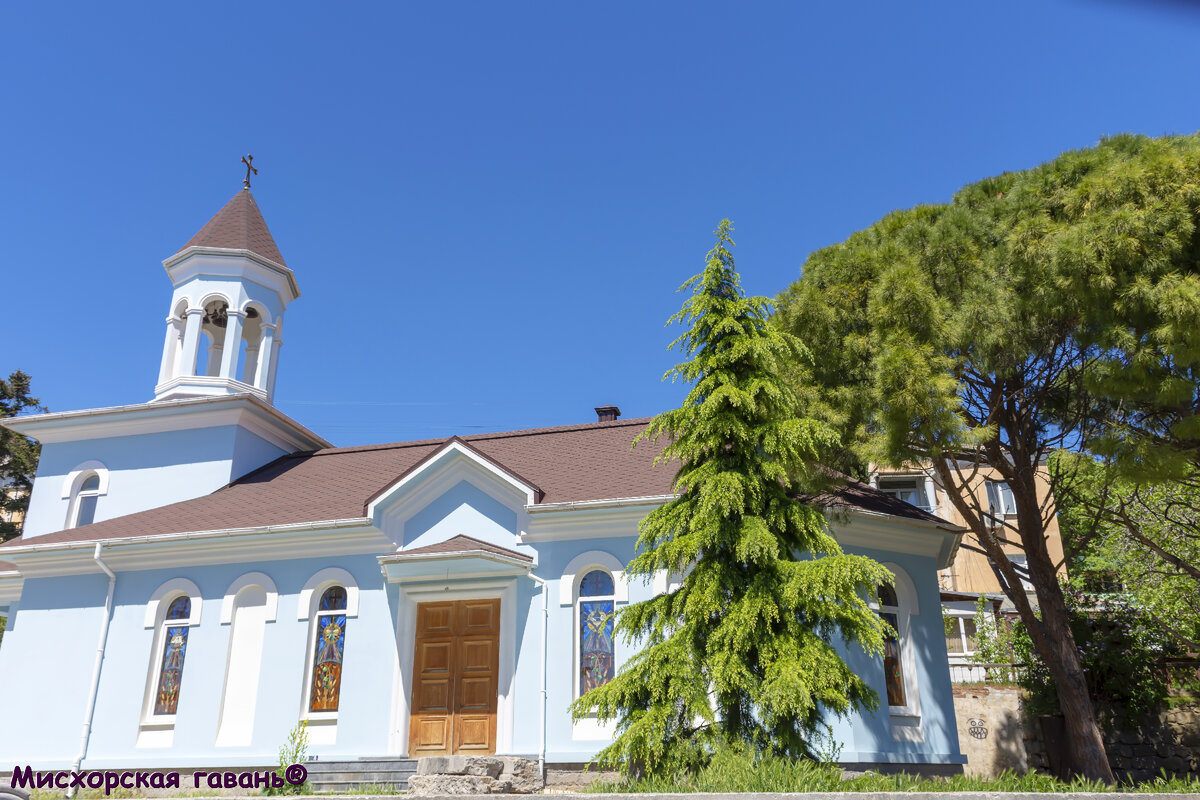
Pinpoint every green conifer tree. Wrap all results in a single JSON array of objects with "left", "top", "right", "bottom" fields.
[{"left": 571, "top": 220, "right": 893, "bottom": 774}]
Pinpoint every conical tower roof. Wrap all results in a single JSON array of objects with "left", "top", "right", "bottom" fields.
[{"left": 175, "top": 189, "right": 287, "bottom": 267}]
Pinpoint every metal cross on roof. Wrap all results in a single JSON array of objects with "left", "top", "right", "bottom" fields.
[{"left": 241, "top": 154, "right": 257, "bottom": 189}]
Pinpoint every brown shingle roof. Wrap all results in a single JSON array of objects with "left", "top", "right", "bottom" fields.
[
  {"left": 6, "top": 418, "right": 668, "bottom": 548},
  {"left": 0, "top": 560, "right": 16, "bottom": 573},
  {"left": 0, "top": 418, "right": 949, "bottom": 550},
  {"left": 400, "top": 534, "right": 532, "bottom": 562},
  {"left": 176, "top": 189, "right": 287, "bottom": 266}
]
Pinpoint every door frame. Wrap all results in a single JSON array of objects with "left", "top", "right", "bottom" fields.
[{"left": 389, "top": 579, "right": 517, "bottom": 756}]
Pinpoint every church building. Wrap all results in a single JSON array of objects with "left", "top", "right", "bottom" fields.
[{"left": 0, "top": 185, "right": 966, "bottom": 778}]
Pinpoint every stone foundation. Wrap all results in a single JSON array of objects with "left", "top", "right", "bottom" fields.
[{"left": 408, "top": 756, "right": 543, "bottom": 795}]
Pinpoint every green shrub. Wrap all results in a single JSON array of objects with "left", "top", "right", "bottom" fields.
[
  {"left": 263, "top": 720, "right": 309, "bottom": 795},
  {"left": 1012, "top": 588, "right": 1183, "bottom": 721}
]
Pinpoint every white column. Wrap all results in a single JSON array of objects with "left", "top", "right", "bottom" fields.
[
  {"left": 177, "top": 308, "right": 205, "bottom": 377},
  {"left": 206, "top": 341, "right": 223, "bottom": 377},
  {"left": 243, "top": 344, "right": 260, "bottom": 385},
  {"left": 254, "top": 324, "right": 276, "bottom": 391},
  {"left": 266, "top": 337, "right": 282, "bottom": 398},
  {"left": 219, "top": 310, "right": 245, "bottom": 380},
  {"left": 157, "top": 317, "right": 183, "bottom": 385}
]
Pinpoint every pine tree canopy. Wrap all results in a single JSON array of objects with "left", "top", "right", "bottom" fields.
[
  {"left": 571, "top": 220, "right": 893, "bottom": 775},
  {"left": 776, "top": 133, "right": 1200, "bottom": 481},
  {"left": 773, "top": 133, "right": 1200, "bottom": 782}
]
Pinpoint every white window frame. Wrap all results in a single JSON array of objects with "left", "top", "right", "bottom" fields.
[
  {"left": 871, "top": 563, "right": 923, "bottom": 742},
  {"left": 299, "top": 568, "right": 359, "bottom": 724},
  {"left": 944, "top": 612, "right": 979, "bottom": 658},
  {"left": 573, "top": 567, "right": 618, "bottom": 702},
  {"left": 61, "top": 461, "right": 109, "bottom": 530},
  {"left": 1007, "top": 553, "right": 1034, "bottom": 592},
  {"left": 988, "top": 480, "right": 1018, "bottom": 516},
  {"left": 139, "top": 579, "right": 202, "bottom": 730},
  {"left": 875, "top": 474, "right": 936, "bottom": 514}
]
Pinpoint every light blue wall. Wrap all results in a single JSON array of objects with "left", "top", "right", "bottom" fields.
[
  {"left": 22, "top": 426, "right": 288, "bottom": 540},
  {"left": 0, "top": 479, "right": 960, "bottom": 768},
  {"left": 0, "top": 556, "right": 394, "bottom": 768},
  {"left": 824, "top": 546, "right": 963, "bottom": 765},
  {"left": 402, "top": 480, "right": 522, "bottom": 553}
]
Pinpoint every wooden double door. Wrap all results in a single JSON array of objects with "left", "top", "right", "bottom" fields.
[{"left": 409, "top": 599, "right": 501, "bottom": 756}]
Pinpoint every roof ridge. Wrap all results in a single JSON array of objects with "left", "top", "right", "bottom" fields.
[{"left": 303, "top": 417, "right": 654, "bottom": 457}]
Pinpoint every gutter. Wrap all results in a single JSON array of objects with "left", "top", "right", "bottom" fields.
[
  {"left": 524, "top": 571, "right": 549, "bottom": 783},
  {"left": 525, "top": 494, "right": 674, "bottom": 514},
  {"left": 69, "top": 543, "right": 116, "bottom": 797}
]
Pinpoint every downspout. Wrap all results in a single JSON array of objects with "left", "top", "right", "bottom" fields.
[
  {"left": 69, "top": 543, "right": 116, "bottom": 797},
  {"left": 525, "top": 572, "right": 548, "bottom": 783}
]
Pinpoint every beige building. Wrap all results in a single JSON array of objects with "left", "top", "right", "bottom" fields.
[{"left": 870, "top": 463, "right": 1066, "bottom": 677}]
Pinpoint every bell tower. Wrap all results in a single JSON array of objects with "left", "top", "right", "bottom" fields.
[{"left": 152, "top": 185, "right": 299, "bottom": 404}]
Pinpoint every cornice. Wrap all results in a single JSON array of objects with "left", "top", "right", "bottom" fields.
[
  {"left": 0, "top": 394, "right": 330, "bottom": 451},
  {"left": 0, "top": 572, "right": 23, "bottom": 604},
  {"left": 0, "top": 518, "right": 387, "bottom": 577},
  {"left": 163, "top": 246, "right": 300, "bottom": 302}
]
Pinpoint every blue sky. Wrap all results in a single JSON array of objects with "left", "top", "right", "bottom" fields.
[{"left": 3, "top": 1, "right": 1200, "bottom": 446}]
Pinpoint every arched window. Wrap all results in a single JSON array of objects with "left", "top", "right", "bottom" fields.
[
  {"left": 308, "top": 586, "right": 348, "bottom": 713},
  {"left": 577, "top": 570, "right": 615, "bottom": 695},
  {"left": 153, "top": 596, "right": 192, "bottom": 715},
  {"left": 877, "top": 584, "right": 906, "bottom": 708},
  {"left": 63, "top": 463, "right": 108, "bottom": 530},
  {"left": 72, "top": 474, "right": 101, "bottom": 528},
  {"left": 874, "top": 565, "right": 922, "bottom": 741}
]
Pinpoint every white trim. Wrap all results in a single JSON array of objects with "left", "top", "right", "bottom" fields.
[
  {"left": 138, "top": 581, "right": 201, "bottom": 741},
  {"left": 1, "top": 518, "right": 386, "bottom": 578},
  {"left": 0, "top": 573, "right": 23, "bottom": 604},
  {"left": 144, "top": 579, "right": 202, "bottom": 628},
  {"left": 829, "top": 511, "right": 963, "bottom": 570},
  {"left": 220, "top": 572, "right": 279, "bottom": 623},
  {"left": 240, "top": 299, "right": 274, "bottom": 325},
  {"left": 60, "top": 461, "right": 110, "bottom": 498},
  {"left": 367, "top": 440, "right": 539, "bottom": 522},
  {"left": 63, "top": 463, "right": 109, "bottom": 530},
  {"left": 873, "top": 562, "right": 923, "bottom": 739},
  {"left": 526, "top": 494, "right": 675, "bottom": 513},
  {"left": 300, "top": 578, "right": 354, "bottom": 726},
  {"left": 215, "top": 583, "right": 270, "bottom": 747},
  {"left": 163, "top": 247, "right": 299, "bottom": 302},
  {"left": 0, "top": 393, "right": 329, "bottom": 450},
  {"left": 390, "top": 578, "right": 517, "bottom": 757},
  {"left": 559, "top": 551, "right": 627, "bottom": 606},
  {"left": 651, "top": 569, "right": 685, "bottom": 595},
  {"left": 298, "top": 568, "right": 359, "bottom": 620}
]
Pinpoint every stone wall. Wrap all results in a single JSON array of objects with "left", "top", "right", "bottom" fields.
[
  {"left": 951, "top": 684, "right": 1200, "bottom": 781},
  {"left": 951, "top": 685, "right": 1030, "bottom": 777}
]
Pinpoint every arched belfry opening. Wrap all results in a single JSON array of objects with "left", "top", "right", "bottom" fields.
[{"left": 152, "top": 187, "right": 299, "bottom": 405}]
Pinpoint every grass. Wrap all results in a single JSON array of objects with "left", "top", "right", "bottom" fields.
[{"left": 585, "top": 749, "right": 1200, "bottom": 794}]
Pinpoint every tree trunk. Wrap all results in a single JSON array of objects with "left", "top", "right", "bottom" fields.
[
  {"left": 932, "top": 457, "right": 1116, "bottom": 783},
  {"left": 1026, "top": 566, "right": 1114, "bottom": 782}
]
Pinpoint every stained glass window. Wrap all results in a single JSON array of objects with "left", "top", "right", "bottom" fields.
[
  {"left": 153, "top": 596, "right": 191, "bottom": 715},
  {"left": 309, "top": 586, "right": 348, "bottom": 712},
  {"left": 879, "top": 611, "right": 906, "bottom": 707},
  {"left": 877, "top": 586, "right": 906, "bottom": 707},
  {"left": 578, "top": 570, "right": 614, "bottom": 695}
]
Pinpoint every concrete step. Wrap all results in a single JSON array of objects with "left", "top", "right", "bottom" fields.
[
  {"left": 304, "top": 782, "right": 408, "bottom": 796},
  {"left": 305, "top": 759, "right": 417, "bottom": 793},
  {"left": 309, "top": 771, "right": 415, "bottom": 783}
]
